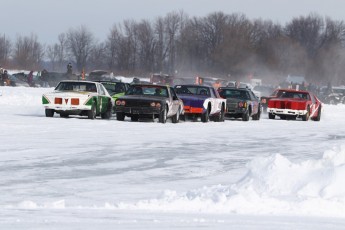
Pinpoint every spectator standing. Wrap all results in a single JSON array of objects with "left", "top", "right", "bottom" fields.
[
  {"left": 0, "top": 67, "right": 3, "bottom": 86},
  {"left": 67, "top": 63, "right": 72, "bottom": 75},
  {"left": 27, "top": 71, "right": 34, "bottom": 87},
  {"left": 2, "top": 70, "right": 9, "bottom": 86}
]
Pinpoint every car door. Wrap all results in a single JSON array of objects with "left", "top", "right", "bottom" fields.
[
  {"left": 249, "top": 90, "right": 259, "bottom": 114},
  {"left": 209, "top": 88, "right": 220, "bottom": 114},
  {"left": 168, "top": 87, "right": 180, "bottom": 116},
  {"left": 308, "top": 92, "right": 317, "bottom": 115},
  {"left": 97, "top": 84, "right": 110, "bottom": 113}
]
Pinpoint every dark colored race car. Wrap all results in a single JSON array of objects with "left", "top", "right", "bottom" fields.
[
  {"left": 217, "top": 87, "right": 261, "bottom": 121},
  {"left": 174, "top": 85, "right": 226, "bottom": 122},
  {"left": 115, "top": 84, "right": 184, "bottom": 123}
]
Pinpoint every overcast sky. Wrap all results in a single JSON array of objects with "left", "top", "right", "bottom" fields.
[{"left": 1, "top": 0, "right": 344, "bottom": 45}]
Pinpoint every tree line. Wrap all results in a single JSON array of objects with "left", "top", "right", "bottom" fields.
[{"left": 1, "top": 11, "right": 345, "bottom": 85}]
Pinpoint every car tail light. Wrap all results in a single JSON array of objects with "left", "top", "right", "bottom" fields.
[
  {"left": 116, "top": 100, "right": 126, "bottom": 106},
  {"left": 71, "top": 98, "right": 79, "bottom": 105},
  {"left": 238, "top": 101, "right": 247, "bottom": 108},
  {"left": 55, "top": 98, "right": 62, "bottom": 104},
  {"left": 150, "top": 102, "right": 161, "bottom": 108}
]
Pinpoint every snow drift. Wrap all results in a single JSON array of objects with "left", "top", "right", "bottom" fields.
[{"left": 114, "top": 146, "right": 345, "bottom": 217}]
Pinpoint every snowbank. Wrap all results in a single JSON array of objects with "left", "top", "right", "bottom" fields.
[{"left": 114, "top": 146, "right": 345, "bottom": 217}]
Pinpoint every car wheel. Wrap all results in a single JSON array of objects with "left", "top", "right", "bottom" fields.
[
  {"left": 214, "top": 105, "right": 225, "bottom": 122},
  {"left": 201, "top": 109, "right": 209, "bottom": 122},
  {"left": 159, "top": 106, "right": 167, "bottom": 123},
  {"left": 314, "top": 106, "right": 321, "bottom": 121},
  {"left": 302, "top": 106, "right": 310, "bottom": 121},
  {"left": 268, "top": 112, "right": 275, "bottom": 119},
  {"left": 87, "top": 102, "right": 96, "bottom": 119},
  {"left": 116, "top": 112, "right": 125, "bottom": 121},
  {"left": 172, "top": 107, "right": 180, "bottom": 123},
  {"left": 242, "top": 110, "right": 249, "bottom": 121},
  {"left": 101, "top": 101, "right": 112, "bottom": 119},
  {"left": 45, "top": 109, "right": 54, "bottom": 117},
  {"left": 252, "top": 106, "right": 261, "bottom": 120}
]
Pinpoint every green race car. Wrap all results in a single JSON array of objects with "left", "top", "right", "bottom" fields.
[{"left": 42, "top": 80, "right": 114, "bottom": 119}]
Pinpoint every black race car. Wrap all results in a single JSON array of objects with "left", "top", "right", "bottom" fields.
[
  {"left": 115, "top": 84, "right": 184, "bottom": 123},
  {"left": 217, "top": 87, "right": 261, "bottom": 121}
]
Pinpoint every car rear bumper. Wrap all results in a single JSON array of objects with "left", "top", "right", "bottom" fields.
[
  {"left": 115, "top": 106, "right": 161, "bottom": 115},
  {"left": 44, "top": 105, "right": 91, "bottom": 111},
  {"left": 268, "top": 108, "right": 307, "bottom": 116},
  {"left": 183, "top": 106, "right": 204, "bottom": 114}
]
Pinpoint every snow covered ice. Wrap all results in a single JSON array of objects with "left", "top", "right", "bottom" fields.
[{"left": 1, "top": 86, "right": 345, "bottom": 229}]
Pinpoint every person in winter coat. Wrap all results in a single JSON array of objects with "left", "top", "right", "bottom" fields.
[
  {"left": 27, "top": 71, "right": 34, "bottom": 87},
  {"left": 0, "top": 67, "right": 3, "bottom": 86},
  {"left": 67, "top": 63, "right": 72, "bottom": 75},
  {"left": 2, "top": 70, "right": 10, "bottom": 86}
]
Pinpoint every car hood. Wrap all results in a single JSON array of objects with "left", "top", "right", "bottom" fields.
[
  {"left": 117, "top": 95, "right": 167, "bottom": 102},
  {"left": 225, "top": 98, "right": 247, "bottom": 103}
]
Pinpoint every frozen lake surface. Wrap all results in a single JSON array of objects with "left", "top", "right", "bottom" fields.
[{"left": 1, "top": 86, "right": 345, "bottom": 229}]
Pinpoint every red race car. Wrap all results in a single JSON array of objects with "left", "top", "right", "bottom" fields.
[{"left": 267, "top": 89, "right": 322, "bottom": 121}]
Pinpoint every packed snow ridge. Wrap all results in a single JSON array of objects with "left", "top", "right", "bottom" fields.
[{"left": 114, "top": 146, "right": 345, "bottom": 217}]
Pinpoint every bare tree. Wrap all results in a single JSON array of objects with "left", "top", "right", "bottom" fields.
[
  {"left": 46, "top": 44, "right": 59, "bottom": 71},
  {"left": 57, "top": 33, "right": 67, "bottom": 71},
  {"left": 154, "top": 16, "right": 166, "bottom": 72},
  {"left": 66, "top": 26, "right": 94, "bottom": 72},
  {"left": 0, "top": 34, "right": 11, "bottom": 66},
  {"left": 136, "top": 19, "right": 156, "bottom": 72},
  {"left": 123, "top": 20, "right": 139, "bottom": 71},
  {"left": 88, "top": 42, "right": 107, "bottom": 70},
  {"left": 106, "top": 24, "right": 122, "bottom": 70},
  {"left": 13, "top": 34, "right": 44, "bottom": 70},
  {"left": 314, "top": 18, "right": 345, "bottom": 84},
  {"left": 285, "top": 14, "right": 324, "bottom": 58},
  {"left": 153, "top": 11, "right": 184, "bottom": 74}
]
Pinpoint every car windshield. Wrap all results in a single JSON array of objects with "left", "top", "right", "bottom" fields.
[
  {"left": 278, "top": 91, "right": 309, "bottom": 99},
  {"left": 126, "top": 85, "right": 168, "bottom": 97},
  {"left": 55, "top": 82, "right": 97, "bottom": 92},
  {"left": 174, "top": 85, "right": 210, "bottom": 96},
  {"left": 102, "top": 82, "right": 126, "bottom": 95},
  {"left": 218, "top": 89, "right": 250, "bottom": 100}
]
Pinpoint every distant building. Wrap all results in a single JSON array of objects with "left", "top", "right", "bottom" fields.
[{"left": 286, "top": 75, "right": 306, "bottom": 85}]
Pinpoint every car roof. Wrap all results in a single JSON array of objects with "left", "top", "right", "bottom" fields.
[
  {"left": 95, "top": 80, "right": 121, "bottom": 83},
  {"left": 174, "top": 84, "right": 212, "bottom": 88},
  {"left": 276, "top": 88, "right": 310, "bottom": 93},
  {"left": 131, "top": 83, "right": 168, "bottom": 88},
  {"left": 218, "top": 87, "right": 251, "bottom": 91},
  {"left": 59, "top": 80, "right": 98, "bottom": 84}
]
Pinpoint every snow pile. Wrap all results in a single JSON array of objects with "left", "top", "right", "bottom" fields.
[
  {"left": 115, "top": 146, "right": 345, "bottom": 217},
  {"left": 0, "top": 86, "right": 51, "bottom": 106}
]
